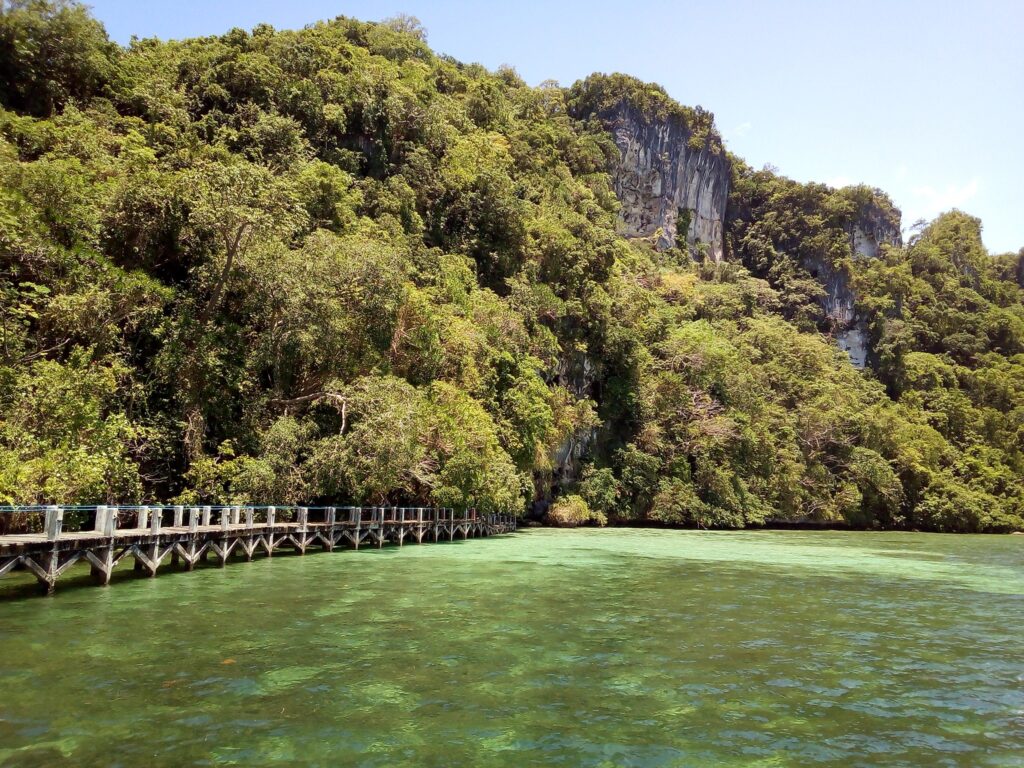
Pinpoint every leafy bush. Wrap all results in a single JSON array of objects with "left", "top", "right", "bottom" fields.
[{"left": 545, "top": 494, "right": 606, "bottom": 528}]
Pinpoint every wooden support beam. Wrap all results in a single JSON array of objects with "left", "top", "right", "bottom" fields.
[
  {"left": 86, "top": 547, "right": 114, "bottom": 586},
  {"left": 0, "top": 499, "right": 516, "bottom": 597},
  {"left": 0, "top": 555, "right": 22, "bottom": 578},
  {"left": 23, "top": 553, "right": 58, "bottom": 594}
]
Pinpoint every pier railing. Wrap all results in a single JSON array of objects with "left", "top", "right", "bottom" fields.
[{"left": 0, "top": 505, "right": 517, "bottom": 594}]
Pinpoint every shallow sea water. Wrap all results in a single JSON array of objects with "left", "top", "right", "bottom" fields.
[{"left": 0, "top": 528, "right": 1021, "bottom": 767}]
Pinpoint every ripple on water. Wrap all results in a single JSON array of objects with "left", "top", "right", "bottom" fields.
[{"left": 0, "top": 528, "right": 1022, "bottom": 767}]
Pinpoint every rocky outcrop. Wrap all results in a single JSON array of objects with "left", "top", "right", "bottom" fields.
[
  {"left": 815, "top": 198, "right": 901, "bottom": 368},
  {"left": 848, "top": 204, "right": 902, "bottom": 260},
  {"left": 551, "top": 353, "right": 598, "bottom": 485},
  {"left": 595, "top": 102, "right": 730, "bottom": 260},
  {"left": 803, "top": 256, "right": 869, "bottom": 367}
]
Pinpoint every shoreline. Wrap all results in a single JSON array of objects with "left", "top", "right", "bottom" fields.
[{"left": 526, "top": 520, "right": 1023, "bottom": 535}]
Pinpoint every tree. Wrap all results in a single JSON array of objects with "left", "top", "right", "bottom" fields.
[{"left": 0, "top": 0, "right": 118, "bottom": 117}]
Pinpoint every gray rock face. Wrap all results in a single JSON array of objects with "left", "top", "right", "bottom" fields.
[
  {"left": 837, "top": 327, "right": 869, "bottom": 369},
  {"left": 805, "top": 254, "right": 870, "bottom": 367},
  {"left": 601, "top": 102, "right": 730, "bottom": 260},
  {"left": 552, "top": 354, "right": 598, "bottom": 485},
  {"left": 849, "top": 205, "right": 902, "bottom": 260},
  {"left": 806, "top": 199, "right": 902, "bottom": 368}
]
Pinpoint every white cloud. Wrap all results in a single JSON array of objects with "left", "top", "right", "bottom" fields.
[{"left": 911, "top": 178, "right": 980, "bottom": 212}]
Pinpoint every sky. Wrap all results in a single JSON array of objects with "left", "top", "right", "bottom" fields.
[{"left": 86, "top": 0, "right": 1024, "bottom": 253}]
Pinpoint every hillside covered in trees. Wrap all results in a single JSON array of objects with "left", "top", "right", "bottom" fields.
[{"left": 1, "top": 1, "right": 1022, "bottom": 532}]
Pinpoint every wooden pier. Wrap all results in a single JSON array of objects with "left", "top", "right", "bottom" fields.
[{"left": 0, "top": 505, "right": 516, "bottom": 594}]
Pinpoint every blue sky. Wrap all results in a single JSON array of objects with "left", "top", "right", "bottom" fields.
[{"left": 87, "top": 0, "right": 1023, "bottom": 253}]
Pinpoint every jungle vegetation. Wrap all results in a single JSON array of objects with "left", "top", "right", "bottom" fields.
[{"left": 1, "top": 1, "right": 1021, "bottom": 532}]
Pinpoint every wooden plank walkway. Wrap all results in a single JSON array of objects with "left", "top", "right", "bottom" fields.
[{"left": 0, "top": 505, "right": 516, "bottom": 594}]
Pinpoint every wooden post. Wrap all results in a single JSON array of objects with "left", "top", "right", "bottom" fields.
[
  {"left": 215, "top": 509, "right": 229, "bottom": 566},
  {"left": 85, "top": 505, "right": 111, "bottom": 585},
  {"left": 325, "top": 506, "right": 336, "bottom": 551},
  {"left": 201, "top": 506, "right": 211, "bottom": 527},
  {"left": 295, "top": 507, "right": 308, "bottom": 555},
  {"left": 183, "top": 507, "right": 199, "bottom": 570},
  {"left": 104, "top": 507, "right": 118, "bottom": 537},
  {"left": 90, "top": 544, "right": 114, "bottom": 586},
  {"left": 147, "top": 508, "right": 163, "bottom": 576},
  {"left": 266, "top": 506, "right": 276, "bottom": 557},
  {"left": 138, "top": 505, "right": 149, "bottom": 531},
  {"left": 45, "top": 506, "right": 63, "bottom": 542},
  {"left": 170, "top": 505, "right": 183, "bottom": 566},
  {"left": 245, "top": 507, "right": 254, "bottom": 529},
  {"left": 34, "top": 541, "right": 60, "bottom": 594}
]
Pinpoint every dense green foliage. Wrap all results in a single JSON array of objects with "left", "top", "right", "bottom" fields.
[
  {"left": 0, "top": 2, "right": 1020, "bottom": 531},
  {"left": 544, "top": 493, "right": 607, "bottom": 528}
]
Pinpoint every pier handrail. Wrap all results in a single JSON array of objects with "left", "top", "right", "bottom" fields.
[
  {"left": 0, "top": 502, "right": 517, "bottom": 594},
  {"left": 0, "top": 504, "right": 513, "bottom": 538}
]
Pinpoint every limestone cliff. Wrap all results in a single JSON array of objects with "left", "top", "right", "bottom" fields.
[
  {"left": 848, "top": 201, "right": 902, "bottom": 260},
  {"left": 820, "top": 197, "right": 902, "bottom": 367},
  {"left": 590, "top": 101, "right": 731, "bottom": 260}
]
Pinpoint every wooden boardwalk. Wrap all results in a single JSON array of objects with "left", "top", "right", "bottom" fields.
[{"left": 0, "top": 505, "right": 516, "bottom": 594}]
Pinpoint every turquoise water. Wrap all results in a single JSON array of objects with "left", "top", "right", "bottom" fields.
[{"left": 0, "top": 529, "right": 1022, "bottom": 766}]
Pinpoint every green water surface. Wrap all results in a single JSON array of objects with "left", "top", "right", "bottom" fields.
[{"left": 0, "top": 529, "right": 1022, "bottom": 767}]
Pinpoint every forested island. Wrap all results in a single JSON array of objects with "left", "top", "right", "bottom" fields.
[{"left": 1, "top": 1, "right": 1022, "bottom": 533}]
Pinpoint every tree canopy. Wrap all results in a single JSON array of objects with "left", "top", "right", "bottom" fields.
[{"left": 0, "top": 2, "right": 1021, "bottom": 532}]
